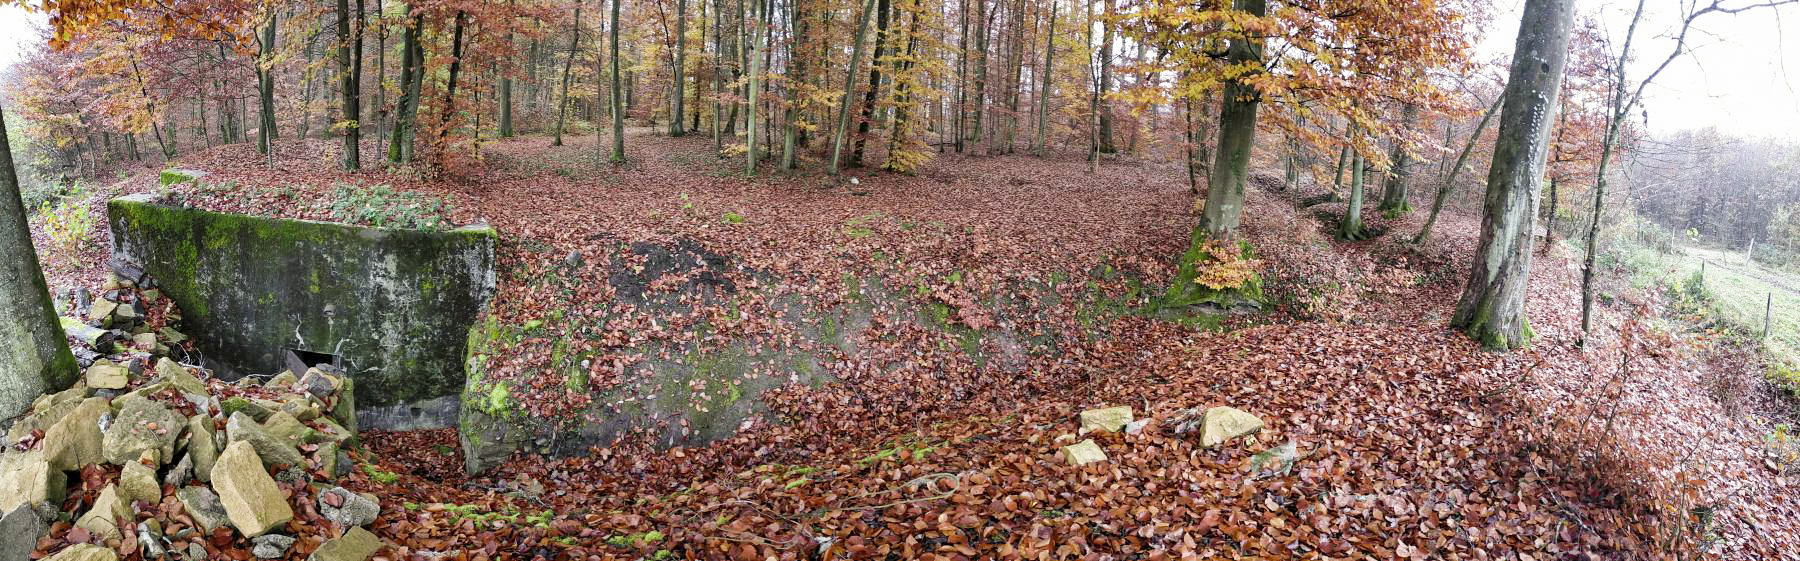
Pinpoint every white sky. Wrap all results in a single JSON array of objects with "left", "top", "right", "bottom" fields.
[
  {"left": 2, "top": 1, "right": 1797, "bottom": 139},
  {"left": 1480, "top": 0, "right": 1800, "bottom": 141}
]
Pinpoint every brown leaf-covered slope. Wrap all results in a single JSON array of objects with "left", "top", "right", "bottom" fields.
[{"left": 33, "top": 130, "right": 1798, "bottom": 560}]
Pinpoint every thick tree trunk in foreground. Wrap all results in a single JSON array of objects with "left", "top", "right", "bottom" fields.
[
  {"left": 0, "top": 110, "right": 79, "bottom": 423},
  {"left": 1341, "top": 140, "right": 1365, "bottom": 240},
  {"left": 851, "top": 0, "right": 892, "bottom": 167},
  {"left": 1452, "top": 0, "right": 1573, "bottom": 350},
  {"left": 1162, "top": 0, "right": 1263, "bottom": 308}
]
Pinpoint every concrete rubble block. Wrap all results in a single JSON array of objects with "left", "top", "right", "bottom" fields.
[
  {"left": 42, "top": 544, "right": 118, "bottom": 561},
  {"left": 43, "top": 397, "right": 110, "bottom": 471},
  {"left": 1197, "top": 406, "right": 1265, "bottom": 448},
  {"left": 1078, "top": 406, "right": 1133, "bottom": 433},
  {"left": 102, "top": 397, "right": 185, "bottom": 466},
  {"left": 309, "top": 527, "right": 382, "bottom": 561},
  {"left": 226, "top": 412, "right": 305, "bottom": 468},
  {"left": 0, "top": 449, "right": 66, "bottom": 513},
  {"left": 74, "top": 484, "right": 129, "bottom": 540},
  {"left": 210, "top": 440, "right": 295, "bottom": 537},
  {"left": 1062, "top": 439, "right": 1107, "bottom": 466}
]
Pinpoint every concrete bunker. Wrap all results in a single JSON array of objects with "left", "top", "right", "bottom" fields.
[{"left": 106, "top": 194, "right": 497, "bottom": 430}]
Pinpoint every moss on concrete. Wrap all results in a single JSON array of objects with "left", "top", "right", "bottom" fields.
[{"left": 108, "top": 194, "right": 497, "bottom": 429}]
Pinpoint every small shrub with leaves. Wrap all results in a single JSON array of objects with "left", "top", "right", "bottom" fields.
[
  {"left": 39, "top": 189, "right": 97, "bottom": 269},
  {"left": 326, "top": 183, "right": 454, "bottom": 230},
  {"left": 1192, "top": 240, "right": 1263, "bottom": 291}
]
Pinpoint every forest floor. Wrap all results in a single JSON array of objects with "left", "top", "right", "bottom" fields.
[{"left": 28, "top": 128, "right": 1800, "bottom": 560}]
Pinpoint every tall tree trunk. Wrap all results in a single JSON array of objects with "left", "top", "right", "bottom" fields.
[
  {"left": 780, "top": 0, "right": 804, "bottom": 169},
  {"left": 389, "top": 11, "right": 424, "bottom": 162},
  {"left": 1034, "top": 1, "right": 1054, "bottom": 156},
  {"left": 972, "top": 0, "right": 990, "bottom": 155},
  {"left": 1452, "top": 0, "right": 1573, "bottom": 350},
  {"left": 553, "top": 5, "right": 582, "bottom": 146},
  {"left": 0, "top": 110, "right": 78, "bottom": 422},
  {"left": 1340, "top": 132, "right": 1366, "bottom": 240},
  {"left": 1542, "top": 178, "right": 1559, "bottom": 250},
  {"left": 953, "top": 0, "right": 967, "bottom": 153},
  {"left": 1162, "top": 0, "right": 1263, "bottom": 308},
  {"left": 1002, "top": 0, "right": 1025, "bottom": 154},
  {"left": 373, "top": 0, "right": 389, "bottom": 157},
  {"left": 1378, "top": 102, "right": 1419, "bottom": 216},
  {"left": 500, "top": 32, "right": 515, "bottom": 138},
  {"left": 259, "top": 9, "right": 279, "bottom": 164},
  {"left": 713, "top": 0, "right": 725, "bottom": 153},
  {"left": 828, "top": 0, "right": 880, "bottom": 175},
  {"left": 742, "top": 0, "right": 759, "bottom": 174},
  {"left": 610, "top": 0, "right": 627, "bottom": 163},
  {"left": 1095, "top": 0, "right": 1114, "bottom": 154},
  {"left": 338, "top": 0, "right": 365, "bottom": 171},
  {"left": 1414, "top": 94, "right": 1501, "bottom": 245},
  {"left": 439, "top": 11, "right": 468, "bottom": 150},
  {"left": 1083, "top": 0, "right": 1097, "bottom": 171},
  {"left": 671, "top": 0, "right": 689, "bottom": 136},
  {"left": 850, "top": 0, "right": 891, "bottom": 167}
]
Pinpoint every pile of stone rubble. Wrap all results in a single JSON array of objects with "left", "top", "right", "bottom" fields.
[{"left": 1, "top": 272, "right": 385, "bottom": 561}]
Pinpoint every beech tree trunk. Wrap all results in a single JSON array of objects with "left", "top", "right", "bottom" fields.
[
  {"left": 258, "top": 10, "right": 279, "bottom": 163},
  {"left": 1034, "top": 1, "right": 1054, "bottom": 156},
  {"left": 828, "top": 0, "right": 880, "bottom": 175},
  {"left": 610, "top": 0, "right": 626, "bottom": 162},
  {"left": 1452, "top": 0, "right": 1573, "bottom": 350},
  {"left": 1415, "top": 94, "right": 1501, "bottom": 245},
  {"left": 1341, "top": 134, "right": 1366, "bottom": 240},
  {"left": 1378, "top": 103, "right": 1419, "bottom": 216},
  {"left": 337, "top": 0, "right": 364, "bottom": 171},
  {"left": 671, "top": 0, "right": 688, "bottom": 136},
  {"left": 500, "top": 30, "right": 516, "bottom": 138},
  {"left": 1095, "top": 0, "right": 1115, "bottom": 154},
  {"left": 1163, "top": 0, "right": 1263, "bottom": 308},
  {"left": 553, "top": 5, "right": 582, "bottom": 147},
  {"left": 389, "top": 11, "right": 425, "bottom": 162},
  {"left": 851, "top": 0, "right": 891, "bottom": 167},
  {"left": 0, "top": 110, "right": 79, "bottom": 423},
  {"left": 741, "top": 0, "right": 757, "bottom": 173}
]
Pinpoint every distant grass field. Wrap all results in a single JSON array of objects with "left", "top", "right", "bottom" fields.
[{"left": 1622, "top": 243, "right": 1800, "bottom": 386}]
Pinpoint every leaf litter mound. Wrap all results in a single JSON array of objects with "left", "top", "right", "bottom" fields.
[{"left": 34, "top": 131, "right": 1799, "bottom": 560}]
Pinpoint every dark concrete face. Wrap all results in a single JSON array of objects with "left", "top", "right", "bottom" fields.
[{"left": 107, "top": 194, "right": 496, "bottom": 430}]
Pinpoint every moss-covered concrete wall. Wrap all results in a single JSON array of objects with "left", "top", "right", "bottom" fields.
[{"left": 107, "top": 194, "right": 496, "bottom": 430}]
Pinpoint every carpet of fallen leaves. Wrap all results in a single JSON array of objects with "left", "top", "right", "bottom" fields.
[{"left": 31, "top": 130, "right": 1799, "bottom": 560}]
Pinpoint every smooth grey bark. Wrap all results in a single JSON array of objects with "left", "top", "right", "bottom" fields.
[
  {"left": 1034, "top": 1, "right": 1054, "bottom": 156},
  {"left": 1161, "top": 0, "right": 1263, "bottom": 307},
  {"left": 1451, "top": 0, "right": 1573, "bottom": 350},
  {"left": 828, "top": 0, "right": 880, "bottom": 175},
  {"left": 1340, "top": 133, "right": 1365, "bottom": 240},
  {"left": 610, "top": 0, "right": 626, "bottom": 163},
  {"left": 671, "top": 0, "right": 688, "bottom": 136},
  {"left": 1095, "top": 0, "right": 1114, "bottom": 154},
  {"left": 1414, "top": 94, "right": 1502, "bottom": 245},
  {"left": 739, "top": 0, "right": 753, "bottom": 173},
  {"left": 0, "top": 110, "right": 78, "bottom": 424},
  {"left": 500, "top": 30, "right": 515, "bottom": 138}
]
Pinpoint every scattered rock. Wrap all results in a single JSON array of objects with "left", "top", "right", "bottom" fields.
[
  {"left": 210, "top": 440, "right": 295, "bottom": 537},
  {"left": 43, "top": 544, "right": 117, "bottom": 561},
  {"left": 86, "top": 362, "right": 129, "bottom": 390},
  {"left": 318, "top": 487, "right": 380, "bottom": 529},
  {"left": 154, "top": 358, "right": 208, "bottom": 395},
  {"left": 43, "top": 397, "right": 109, "bottom": 471},
  {"left": 251, "top": 534, "right": 296, "bottom": 559},
  {"left": 175, "top": 487, "right": 229, "bottom": 533},
  {"left": 102, "top": 397, "right": 184, "bottom": 466},
  {"left": 266, "top": 371, "right": 299, "bottom": 389},
  {"left": 225, "top": 412, "right": 305, "bottom": 468},
  {"left": 187, "top": 415, "right": 219, "bottom": 482},
  {"left": 1, "top": 505, "right": 44, "bottom": 561},
  {"left": 1062, "top": 439, "right": 1107, "bottom": 466},
  {"left": 120, "top": 461, "right": 161, "bottom": 504},
  {"left": 309, "top": 527, "right": 381, "bottom": 561},
  {"left": 298, "top": 368, "right": 338, "bottom": 399},
  {"left": 261, "top": 411, "right": 309, "bottom": 445},
  {"left": 164, "top": 453, "right": 195, "bottom": 487},
  {"left": 136, "top": 521, "right": 168, "bottom": 560},
  {"left": 186, "top": 542, "right": 208, "bottom": 561},
  {"left": 1078, "top": 406, "right": 1133, "bottom": 433},
  {"left": 0, "top": 449, "right": 67, "bottom": 513},
  {"left": 74, "top": 484, "right": 129, "bottom": 540},
  {"left": 1195, "top": 406, "right": 1265, "bottom": 448}
]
